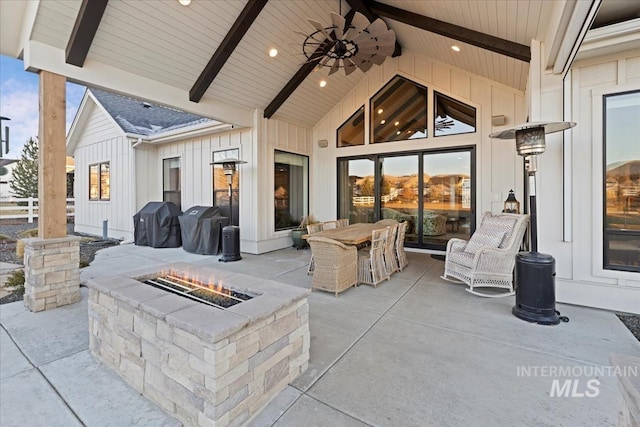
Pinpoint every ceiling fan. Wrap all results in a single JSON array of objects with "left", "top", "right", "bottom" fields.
[{"left": 300, "top": 11, "right": 396, "bottom": 76}]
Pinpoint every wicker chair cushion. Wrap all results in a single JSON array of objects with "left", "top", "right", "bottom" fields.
[
  {"left": 464, "top": 230, "right": 506, "bottom": 254},
  {"left": 448, "top": 251, "right": 475, "bottom": 268},
  {"left": 481, "top": 216, "right": 517, "bottom": 248}
]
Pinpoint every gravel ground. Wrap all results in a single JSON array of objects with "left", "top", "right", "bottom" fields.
[{"left": 1, "top": 221, "right": 638, "bottom": 342}]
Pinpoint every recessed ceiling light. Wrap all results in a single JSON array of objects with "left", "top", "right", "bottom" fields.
[
  {"left": 380, "top": 120, "right": 386, "bottom": 125},
  {"left": 394, "top": 121, "right": 399, "bottom": 126},
  {"left": 269, "top": 48, "right": 278, "bottom": 58},
  {"left": 377, "top": 108, "right": 383, "bottom": 114},
  {"left": 178, "top": 0, "right": 191, "bottom": 5},
  {"left": 407, "top": 130, "right": 412, "bottom": 134},
  {"left": 396, "top": 131, "right": 401, "bottom": 135},
  {"left": 319, "top": 80, "right": 327, "bottom": 88},
  {"left": 451, "top": 45, "right": 460, "bottom": 52}
]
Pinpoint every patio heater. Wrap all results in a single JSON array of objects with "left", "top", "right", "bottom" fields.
[
  {"left": 490, "top": 121, "right": 575, "bottom": 325},
  {"left": 211, "top": 158, "right": 246, "bottom": 262}
]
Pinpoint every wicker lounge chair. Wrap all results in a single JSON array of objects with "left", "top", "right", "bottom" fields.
[
  {"left": 442, "top": 212, "right": 529, "bottom": 297},
  {"left": 358, "top": 228, "right": 390, "bottom": 287},
  {"left": 396, "top": 221, "right": 409, "bottom": 271},
  {"left": 307, "top": 237, "right": 358, "bottom": 296}
]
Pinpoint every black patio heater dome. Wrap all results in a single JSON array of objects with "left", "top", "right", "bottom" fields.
[
  {"left": 490, "top": 121, "right": 575, "bottom": 325},
  {"left": 211, "top": 158, "right": 247, "bottom": 262}
]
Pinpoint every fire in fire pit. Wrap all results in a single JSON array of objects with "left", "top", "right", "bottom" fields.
[{"left": 142, "top": 269, "right": 253, "bottom": 308}]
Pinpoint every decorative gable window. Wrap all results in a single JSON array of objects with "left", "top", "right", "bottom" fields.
[
  {"left": 89, "top": 162, "right": 110, "bottom": 201},
  {"left": 434, "top": 91, "right": 476, "bottom": 136},
  {"left": 337, "top": 106, "right": 364, "bottom": 147},
  {"left": 371, "top": 76, "right": 427, "bottom": 143}
]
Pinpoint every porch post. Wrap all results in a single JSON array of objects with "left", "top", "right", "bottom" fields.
[{"left": 23, "top": 71, "right": 81, "bottom": 312}]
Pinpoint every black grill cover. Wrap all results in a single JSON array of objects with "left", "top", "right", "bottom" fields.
[
  {"left": 178, "top": 206, "right": 229, "bottom": 255},
  {"left": 133, "top": 202, "right": 182, "bottom": 248}
]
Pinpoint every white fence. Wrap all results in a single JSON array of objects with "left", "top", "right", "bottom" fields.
[
  {"left": 0, "top": 197, "right": 75, "bottom": 222},
  {"left": 352, "top": 188, "right": 400, "bottom": 206}
]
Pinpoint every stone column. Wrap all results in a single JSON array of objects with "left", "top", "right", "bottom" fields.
[
  {"left": 23, "top": 70, "right": 81, "bottom": 312},
  {"left": 23, "top": 237, "right": 81, "bottom": 312}
]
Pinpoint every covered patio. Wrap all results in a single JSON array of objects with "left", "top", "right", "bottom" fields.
[{"left": 2, "top": 245, "right": 638, "bottom": 425}]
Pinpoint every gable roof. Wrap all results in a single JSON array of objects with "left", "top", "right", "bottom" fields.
[{"left": 89, "top": 88, "right": 216, "bottom": 137}]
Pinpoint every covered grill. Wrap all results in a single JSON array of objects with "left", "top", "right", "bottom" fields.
[
  {"left": 178, "top": 206, "right": 229, "bottom": 255},
  {"left": 133, "top": 201, "right": 182, "bottom": 248}
]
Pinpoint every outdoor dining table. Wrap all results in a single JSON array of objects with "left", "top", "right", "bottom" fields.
[{"left": 302, "top": 222, "right": 389, "bottom": 246}]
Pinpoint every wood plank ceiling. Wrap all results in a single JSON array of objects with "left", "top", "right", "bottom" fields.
[{"left": 30, "top": 0, "right": 555, "bottom": 127}]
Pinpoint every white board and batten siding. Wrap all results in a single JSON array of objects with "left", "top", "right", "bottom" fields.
[
  {"left": 73, "top": 103, "right": 134, "bottom": 240},
  {"left": 311, "top": 49, "right": 527, "bottom": 225}
]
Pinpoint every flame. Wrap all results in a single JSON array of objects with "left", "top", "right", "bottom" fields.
[{"left": 162, "top": 268, "right": 231, "bottom": 296}]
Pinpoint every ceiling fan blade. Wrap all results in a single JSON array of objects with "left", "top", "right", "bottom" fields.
[
  {"left": 330, "top": 12, "right": 345, "bottom": 39},
  {"left": 369, "top": 54, "right": 387, "bottom": 65},
  {"left": 355, "top": 31, "right": 396, "bottom": 48},
  {"left": 364, "top": 18, "right": 387, "bottom": 35},
  {"left": 343, "top": 58, "right": 357, "bottom": 75},
  {"left": 356, "top": 60, "right": 374, "bottom": 73},
  {"left": 308, "top": 19, "right": 333, "bottom": 41},
  {"left": 344, "top": 12, "right": 370, "bottom": 39},
  {"left": 328, "top": 59, "right": 341, "bottom": 75}
]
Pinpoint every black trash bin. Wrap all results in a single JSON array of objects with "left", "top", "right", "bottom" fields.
[
  {"left": 179, "top": 206, "right": 229, "bottom": 255},
  {"left": 512, "top": 252, "right": 560, "bottom": 325},
  {"left": 133, "top": 202, "right": 182, "bottom": 248}
]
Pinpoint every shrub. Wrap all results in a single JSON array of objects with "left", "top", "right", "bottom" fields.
[{"left": 5, "top": 269, "right": 25, "bottom": 296}]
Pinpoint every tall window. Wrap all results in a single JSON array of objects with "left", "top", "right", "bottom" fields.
[
  {"left": 163, "top": 157, "right": 181, "bottom": 210},
  {"left": 89, "top": 161, "right": 109, "bottom": 200},
  {"left": 371, "top": 76, "right": 427, "bottom": 143},
  {"left": 212, "top": 149, "right": 240, "bottom": 225},
  {"left": 603, "top": 90, "right": 640, "bottom": 272},
  {"left": 274, "top": 151, "right": 309, "bottom": 231}
]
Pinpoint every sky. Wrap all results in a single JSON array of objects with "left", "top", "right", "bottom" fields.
[{"left": 0, "top": 55, "right": 85, "bottom": 159}]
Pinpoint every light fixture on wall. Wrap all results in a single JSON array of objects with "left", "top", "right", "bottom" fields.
[
  {"left": 490, "top": 121, "right": 575, "bottom": 325},
  {"left": 301, "top": 10, "right": 396, "bottom": 76},
  {"left": 210, "top": 158, "right": 247, "bottom": 262},
  {"left": 317, "top": 139, "right": 328, "bottom": 148},
  {"left": 502, "top": 190, "right": 520, "bottom": 214}
]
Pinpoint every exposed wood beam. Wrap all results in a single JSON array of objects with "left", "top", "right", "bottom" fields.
[
  {"left": 190, "top": 0, "right": 269, "bottom": 103},
  {"left": 368, "top": 0, "right": 531, "bottom": 62},
  {"left": 265, "top": 9, "right": 357, "bottom": 119},
  {"left": 65, "top": 0, "right": 109, "bottom": 67},
  {"left": 345, "top": 0, "right": 401, "bottom": 57}
]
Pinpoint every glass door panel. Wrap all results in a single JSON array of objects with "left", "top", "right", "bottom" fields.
[
  {"left": 338, "top": 158, "right": 375, "bottom": 224},
  {"left": 422, "top": 151, "right": 472, "bottom": 247},
  {"left": 379, "top": 155, "right": 419, "bottom": 244}
]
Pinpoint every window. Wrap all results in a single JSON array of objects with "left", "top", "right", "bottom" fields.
[
  {"left": 434, "top": 91, "right": 476, "bottom": 136},
  {"left": 371, "top": 76, "right": 427, "bottom": 143},
  {"left": 212, "top": 149, "right": 240, "bottom": 225},
  {"left": 163, "top": 157, "right": 181, "bottom": 210},
  {"left": 274, "top": 151, "right": 309, "bottom": 231},
  {"left": 337, "top": 106, "right": 364, "bottom": 147},
  {"left": 89, "top": 161, "right": 109, "bottom": 200},
  {"left": 603, "top": 90, "right": 640, "bottom": 272}
]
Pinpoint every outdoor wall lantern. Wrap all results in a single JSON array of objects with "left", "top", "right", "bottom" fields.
[
  {"left": 503, "top": 190, "right": 520, "bottom": 214},
  {"left": 490, "top": 121, "right": 575, "bottom": 325},
  {"left": 210, "top": 158, "right": 247, "bottom": 262}
]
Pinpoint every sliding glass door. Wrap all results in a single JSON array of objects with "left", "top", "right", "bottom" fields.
[{"left": 338, "top": 147, "right": 474, "bottom": 250}]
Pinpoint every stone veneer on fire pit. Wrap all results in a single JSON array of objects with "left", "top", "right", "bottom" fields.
[{"left": 86, "top": 263, "right": 310, "bottom": 426}]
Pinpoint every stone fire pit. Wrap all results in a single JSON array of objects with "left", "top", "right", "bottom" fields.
[{"left": 86, "top": 263, "right": 310, "bottom": 426}]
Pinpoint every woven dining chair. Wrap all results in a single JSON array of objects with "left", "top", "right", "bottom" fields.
[
  {"left": 395, "top": 221, "right": 409, "bottom": 271},
  {"left": 358, "top": 227, "right": 390, "bottom": 287},
  {"left": 337, "top": 218, "right": 349, "bottom": 227},
  {"left": 322, "top": 220, "right": 339, "bottom": 230},
  {"left": 307, "top": 237, "right": 358, "bottom": 296},
  {"left": 306, "top": 223, "right": 324, "bottom": 274},
  {"left": 383, "top": 223, "right": 399, "bottom": 275}
]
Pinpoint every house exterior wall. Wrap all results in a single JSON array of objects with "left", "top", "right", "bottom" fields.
[
  {"left": 310, "top": 49, "right": 527, "bottom": 230},
  {"left": 72, "top": 104, "right": 133, "bottom": 240},
  {"left": 539, "top": 48, "right": 640, "bottom": 314}
]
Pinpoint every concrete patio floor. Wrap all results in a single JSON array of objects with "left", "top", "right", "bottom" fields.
[{"left": 1, "top": 243, "right": 638, "bottom": 426}]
